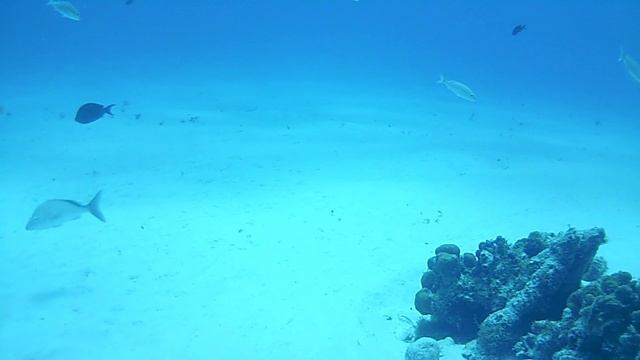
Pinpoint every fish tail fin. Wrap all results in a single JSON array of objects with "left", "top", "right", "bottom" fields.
[
  {"left": 437, "top": 74, "right": 445, "bottom": 84},
  {"left": 87, "top": 191, "right": 106, "bottom": 223},
  {"left": 104, "top": 104, "right": 115, "bottom": 116}
]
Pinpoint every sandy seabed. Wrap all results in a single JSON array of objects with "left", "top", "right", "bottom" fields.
[{"left": 0, "top": 79, "right": 638, "bottom": 359}]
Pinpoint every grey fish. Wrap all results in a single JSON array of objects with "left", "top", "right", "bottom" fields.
[
  {"left": 437, "top": 75, "right": 477, "bottom": 102},
  {"left": 620, "top": 48, "right": 640, "bottom": 85},
  {"left": 75, "top": 103, "right": 115, "bottom": 124},
  {"left": 26, "top": 191, "right": 105, "bottom": 231}
]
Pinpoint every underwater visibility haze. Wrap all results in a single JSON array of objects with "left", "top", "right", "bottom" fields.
[{"left": 1, "top": 1, "right": 640, "bottom": 359}]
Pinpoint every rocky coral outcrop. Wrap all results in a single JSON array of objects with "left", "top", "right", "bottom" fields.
[
  {"left": 514, "top": 271, "right": 640, "bottom": 359},
  {"left": 405, "top": 337, "right": 441, "bottom": 360},
  {"left": 411, "top": 228, "right": 607, "bottom": 359}
]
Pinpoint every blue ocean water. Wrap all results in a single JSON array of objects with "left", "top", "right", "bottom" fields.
[{"left": 1, "top": 1, "right": 639, "bottom": 359}]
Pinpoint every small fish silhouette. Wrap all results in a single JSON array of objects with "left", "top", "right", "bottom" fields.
[
  {"left": 512, "top": 24, "right": 526, "bottom": 36},
  {"left": 75, "top": 103, "right": 115, "bottom": 124}
]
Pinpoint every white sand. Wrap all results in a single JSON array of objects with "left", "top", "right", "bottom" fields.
[{"left": 0, "top": 80, "right": 638, "bottom": 359}]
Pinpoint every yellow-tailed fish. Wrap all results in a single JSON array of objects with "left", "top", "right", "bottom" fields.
[
  {"left": 620, "top": 48, "right": 640, "bottom": 85},
  {"left": 437, "top": 75, "right": 477, "bottom": 102},
  {"left": 47, "top": 1, "right": 80, "bottom": 21}
]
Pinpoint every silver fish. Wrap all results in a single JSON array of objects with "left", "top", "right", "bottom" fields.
[
  {"left": 26, "top": 191, "right": 105, "bottom": 231},
  {"left": 620, "top": 48, "right": 640, "bottom": 85},
  {"left": 437, "top": 74, "right": 477, "bottom": 102},
  {"left": 47, "top": 1, "right": 80, "bottom": 21}
]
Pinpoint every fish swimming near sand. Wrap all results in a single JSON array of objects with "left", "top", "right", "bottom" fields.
[
  {"left": 26, "top": 191, "right": 105, "bottom": 231},
  {"left": 619, "top": 48, "right": 640, "bottom": 85},
  {"left": 437, "top": 75, "right": 477, "bottom": 102},
  {"left": 75, "top": 103, "right": 115, "bottom": 124},
  {"left": 47, "top": 1, "right": 80, "bottom": 21}
]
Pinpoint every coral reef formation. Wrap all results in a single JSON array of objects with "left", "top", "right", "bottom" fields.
[
  {"left": 410, "top": 228, "right": 610, "bottom": 359},
  {"left": 514, "top": 271, "right": 640, "bottom": 359}
]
